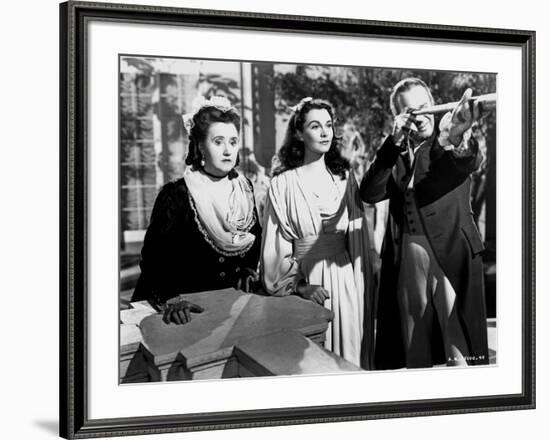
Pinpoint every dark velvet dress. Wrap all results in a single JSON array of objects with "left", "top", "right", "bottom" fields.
[{"left": 132, "top": 176, "right": 262, "bottom": 306}]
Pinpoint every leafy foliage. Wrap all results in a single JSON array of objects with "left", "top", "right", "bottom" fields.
[{"left": 274, "top": 66, "right": 496, "bottom": 161}]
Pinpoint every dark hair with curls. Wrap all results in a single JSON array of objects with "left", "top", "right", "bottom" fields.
[
  {"left": 272, "top": 98, "right": 349, "bottom": 179},
  {"left": 185, "top": 104, "right": 241, "bottom": 178}
]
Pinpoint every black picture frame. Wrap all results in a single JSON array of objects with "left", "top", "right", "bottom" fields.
[{"left": 60, "top": 1, "right": 536, "bottom": 438}]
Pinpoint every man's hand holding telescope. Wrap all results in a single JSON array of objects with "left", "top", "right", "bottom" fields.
[{"left": 391, "top": 88, "right": 495, "bottom": 150}]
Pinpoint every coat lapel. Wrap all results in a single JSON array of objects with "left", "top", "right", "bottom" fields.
[{"left": 413, "top": 141, "right": 432, "bottom": 186}]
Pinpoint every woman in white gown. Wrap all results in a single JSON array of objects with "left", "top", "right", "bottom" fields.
[{"left": 261, "top": 97, "right": 375, "bottom": 369}]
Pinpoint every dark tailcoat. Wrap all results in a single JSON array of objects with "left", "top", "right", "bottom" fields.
[
  {"left": 360, "top": 135, "right": 489, "bottom": 369},
  {"left": 132, "top": 177, "right": 262, "bottom": 306}
]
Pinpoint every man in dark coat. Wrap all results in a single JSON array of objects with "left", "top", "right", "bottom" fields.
[{"left": 360, "top": 78, "right": 489, "bottom": 369}]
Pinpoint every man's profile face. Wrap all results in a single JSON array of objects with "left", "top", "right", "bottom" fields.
[{"left": 396, "top": 85, "right": 435, "bottom": 142}]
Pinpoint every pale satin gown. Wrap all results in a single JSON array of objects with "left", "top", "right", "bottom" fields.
[{"left": 261, "top": 168, "right": 375, "bottom": 369}]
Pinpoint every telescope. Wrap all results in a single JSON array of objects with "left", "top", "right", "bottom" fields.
[{"left": 412, "top": 93, "right": 496, "bottom": 116}]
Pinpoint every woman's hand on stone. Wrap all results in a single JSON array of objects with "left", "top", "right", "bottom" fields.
[
  {"left": 162, "top": 296, "right": 204, "bottom": 325},
  {"left": 296, "top": 282, "right": 330, "bottom": 305},
  {"left": 236, "top": 267, "right": 259, "bottom": 293}
]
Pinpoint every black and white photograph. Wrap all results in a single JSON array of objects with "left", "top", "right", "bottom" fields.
[
  {"left": 3, "top": 0, "right": 548, "bottom": 436},
  {"left": 119, "top": 55, "right": 498, "bottom": 382},
  {"left": 54, "top": 1, "right": 537, "bottom": 438}
]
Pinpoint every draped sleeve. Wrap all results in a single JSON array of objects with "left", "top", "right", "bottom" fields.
[
  {"left": 260, "top": 173, "right": 301, "bottom": 297},
  {"left": 345, "top": 172, "right": 377, "bottom": 370}
]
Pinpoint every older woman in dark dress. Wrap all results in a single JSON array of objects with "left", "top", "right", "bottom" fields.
[{"left": 132, "top": 97, "right": 261, "bottom": 325}]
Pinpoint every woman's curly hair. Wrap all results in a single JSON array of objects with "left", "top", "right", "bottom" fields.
[
  {"left": 185, "top": 105, "right": 241, "bottom": 178},
  {"left": 272, "top": 98, "right": 349, "bottom": 179}
]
